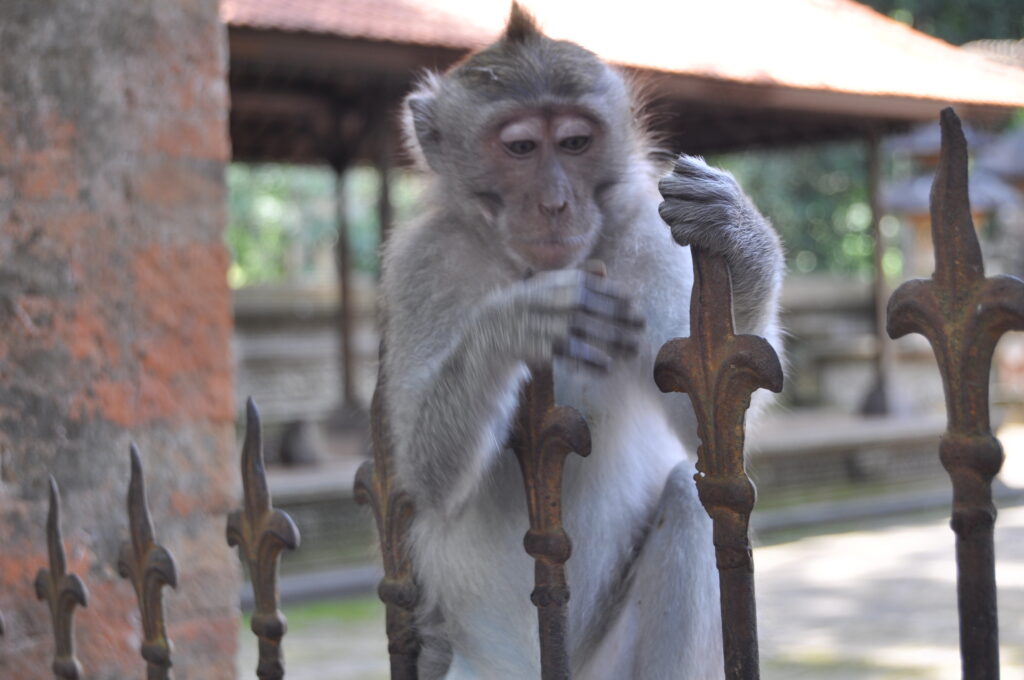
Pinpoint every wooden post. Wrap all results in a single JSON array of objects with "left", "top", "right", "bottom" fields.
[
  {"left": 862, "top": 127, "right": 894, "bottom": 415},
  {"left": 377, "top": 125, "right": 394, "bottom": 248},
  {"left": 332, "top": 163, "right": 357, "bottom": 410}
]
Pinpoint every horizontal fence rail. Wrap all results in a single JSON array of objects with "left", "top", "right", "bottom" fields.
[{"left": 3, "top": 108, "right": 1018, "bottom": 680}]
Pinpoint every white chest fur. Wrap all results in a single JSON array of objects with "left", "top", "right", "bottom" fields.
[{"left": 412, "top": 366, "right": 687, "bottom": 678}]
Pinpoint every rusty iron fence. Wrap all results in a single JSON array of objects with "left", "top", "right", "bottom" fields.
[{"left": 3, "top": 108, "right": 1021, "bottom": 680}]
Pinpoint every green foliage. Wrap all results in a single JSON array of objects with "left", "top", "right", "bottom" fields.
[
  {"left": 861, "top": 0, "right": 1024, "bottom": 44},
  {"left": 709, "top": 1, "right": 1023, "bottom": 277},
  {"left": 341, "top": 167, "right": 426, "bottom": 275},
  {"left": 282, "top": 596, "right": 383, "bottom": 629},
  {"left": 226, "top": 164, "right": 336, "bottom": 288},
  {"left": 226, "top": 164, "right": 425, "bottom": 289},
  {"left": 711, "top": 143, "right": 878, "bottom": 275}
]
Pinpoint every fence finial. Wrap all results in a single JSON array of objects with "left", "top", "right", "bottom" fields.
[
  {"left": 35, "top": 476, "right": 88, "bottom": 680},
  {"left": 510, "top": 365, "right": 591, "bottom": 680},
  {"left": 118, "top": 444, "right": 178, "bottom": 680},
  {"left": 227, "top": 398, "right": 301, "bottom": 680},
  {"left": 887, "top": 106, "right": 1024, "bottom": 679},
  {"left": 355, "top": 348, "right": 421, "bottom": 679},
  {"left": 654, "top": 250, "right": 783, "bottom": 680}
]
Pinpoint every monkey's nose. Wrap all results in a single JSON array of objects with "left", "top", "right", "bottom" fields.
[{"left": 539, "top": 199, "right": 568, "bottom": 217}]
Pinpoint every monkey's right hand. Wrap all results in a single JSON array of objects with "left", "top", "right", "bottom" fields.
[{"left": 471, "top": 267, "right": 645, "bottom": 372}]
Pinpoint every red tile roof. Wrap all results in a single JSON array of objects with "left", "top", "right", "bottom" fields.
[{"left": 221, "top": 0, "right": 1024, "bottom": 109}]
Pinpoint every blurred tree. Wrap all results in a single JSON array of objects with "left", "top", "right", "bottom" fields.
[
  {"left": 226, "top": 164, "right": 424, "bottom": 288},
  {"left": 226, "top": 164, "right": 336, "bottom": 288},
  {"left": 708, "top": 0, "right": 1023, "bottom": 277},
  {"left": 861, "top": 0, "right": 1024, "bottom": 44},
  {"left": 711, "top": 143, "right": 879, "bottom": 276},
  {"left": 226, "top": 3, "right": 1022, "bottom": 285}
]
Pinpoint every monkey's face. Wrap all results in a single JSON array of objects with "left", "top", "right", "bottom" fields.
[{"left": 475, "top": 107, "right": 610, "bottom": 271}]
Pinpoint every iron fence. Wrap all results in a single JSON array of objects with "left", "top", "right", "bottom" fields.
[{"left": 2, "top": 108, "right": 1021, "bottom": 680}]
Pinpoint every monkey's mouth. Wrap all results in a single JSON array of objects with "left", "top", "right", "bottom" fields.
[{"left": 513, "top": 234, "right": 589, "bottom": 268}]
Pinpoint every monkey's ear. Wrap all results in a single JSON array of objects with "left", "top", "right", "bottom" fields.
[
  {"left": 504, "top": 2, "right": 541, "bottom": 43},
  {"left": 402, "top": 77, "right": 443, "bottom": 172}
]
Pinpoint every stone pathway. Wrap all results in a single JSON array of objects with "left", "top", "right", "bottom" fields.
[
  {"left": 237, "top": 500, "right": 1023, "bottom": 679},
  {"left": 757, "top": 503, "right": 1024, "bottom": 679}
]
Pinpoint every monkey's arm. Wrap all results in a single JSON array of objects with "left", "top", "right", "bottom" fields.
[
  {"left": 385, "top": 269, "right": 643, "bottom": 516},
  {"left": 385, "top": 322, "right": 528, "bottom": 516},
  {"left": 656, "top": 156, "right": 784, "bottom": 447},
  {"left": 658, "top": 155, "right": 784, "bottom": 339}
]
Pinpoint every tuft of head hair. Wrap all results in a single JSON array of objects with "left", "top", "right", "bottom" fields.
[{"left": 504, "top": 2, "right": 541, "bottom": 43}]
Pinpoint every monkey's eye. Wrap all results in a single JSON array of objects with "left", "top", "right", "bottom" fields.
[
  {"left": 559, "top": 135, "right": 591, "bottom": 153},
  {"left": 504, "top": 139, "right": 537, "bottom": 156}
]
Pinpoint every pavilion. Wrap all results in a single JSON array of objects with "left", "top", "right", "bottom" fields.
[{"left": 220, "top": 0, "right": 1024, "bottom": 413}]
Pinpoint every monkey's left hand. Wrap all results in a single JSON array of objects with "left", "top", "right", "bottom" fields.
[{"left": 657, "top": 154, "right": 783, "bottom": 332}]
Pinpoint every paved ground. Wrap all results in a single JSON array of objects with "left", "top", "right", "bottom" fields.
[
  {"left": 757, "top": 503, "right": 1024, "bottom": 679},
  {"left": 239, "top": 426, "right": 1024, "bottom": 679},
  {"left": 237, "top": 504, "right": 1024, "bottom": 679}
]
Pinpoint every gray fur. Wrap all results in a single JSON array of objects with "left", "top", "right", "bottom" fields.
[{"left": 381, "top": 8, "right": 782, "bottom": 679}]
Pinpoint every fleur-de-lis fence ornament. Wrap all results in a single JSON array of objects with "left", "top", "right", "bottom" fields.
[
  {"left": 35, "top": 477, "right": 89, "bottom": 680},
  {"left": 510, "top": 365, "right": 591, "bottom": 680},
  {"left": 354, "top": 347, "right": 420, "bottom": 679},
  {"left": 654, "top": 250, "right": 783, "bottom": 680},
  {"left": 117, "top": 445, "right": 178, "bottom": 680},
  {"left": 227, "top": 398, "right": 301, "bottom": 680},
  {"left": 887, "top": 107, "right": 1024, "bottom": 680}
]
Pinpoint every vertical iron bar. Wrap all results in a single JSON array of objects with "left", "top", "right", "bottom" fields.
[
  {"left": 653, "top": 251, "right": 783, "bottom": 680},
  {"left": 35, "top": 477, "right": 88, "bottom": 680},
  {"left": 510, "top": 367, "right": 591, "bottom": 680},
  {"left": 118, "top": 445, "right": 178, "bottom": 680},
  {"left": 862, "top": 127, "right": 894, "bottom": 415},
  {"left": 377, "top": 126, "right": 394, "bottom": 247},
  {"left": 887, "top": 108, "right": 1024, "bottom": 680},
  {"left": 354, "top": 341, "right": 420, "bottom": 679},
  {"left": 334, "top": 167, "right": 357, "bottom": 409},
  {"left": 227, "top": 398, "right": 301, "bottom": 680}
]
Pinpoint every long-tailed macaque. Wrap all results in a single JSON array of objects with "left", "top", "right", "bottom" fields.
[{"left": 379, "top": 5, "right": 783, "bottom": 678}]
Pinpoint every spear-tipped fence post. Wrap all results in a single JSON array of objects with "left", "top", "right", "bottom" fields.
[
  {"left": 654, "top": 249, "right": 783, "bottom": 680},
  {"left": 227, "top": 398, "right": 301, "bottom": 680},
  {"left": 35, "top": 477, "right": 88, "bottom": 680},
  {"left": 118, "top": 445, "right": 178, "bottom": 680},
  {"left": 887, "top": 107, "right": 1024, "bottom": 680}
]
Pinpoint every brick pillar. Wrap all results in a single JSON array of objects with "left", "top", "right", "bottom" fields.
[{"left": 0, "top": 2, "right": 239, "bottom": 678}]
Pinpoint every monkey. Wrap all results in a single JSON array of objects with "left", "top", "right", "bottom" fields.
[{"left": 378, "top": 5, "right": 783, "bottom": 679}]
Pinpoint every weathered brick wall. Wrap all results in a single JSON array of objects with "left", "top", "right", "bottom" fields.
[{"left": 0, "top": 1, "right": 239, "bottom": 677}]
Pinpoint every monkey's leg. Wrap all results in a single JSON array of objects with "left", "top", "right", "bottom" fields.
[
  {"left": 415, "top": 604, "right": 453, "bottom": 680},
  {"left": 586, "top": 462, "right": 724, "bottom": 680}
]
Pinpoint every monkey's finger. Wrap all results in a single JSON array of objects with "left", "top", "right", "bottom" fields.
[
  {"left": 570, "top": 312, "right": 641, "bottom": 357},
  {"left": 553, "top": 336, "right": 610, "bottom": 373},
  {"left": 582, "top": 259, "right": 607, "bottom": 278},
  {"left": 658, "top": 177, "right": 735, "bottom": 205},
  {"left": 579, "top": 280, "right": 645, "bottom": 329},
  {"left": 580, "top": 262, "right": 644, "bottom": 328},
  {"left": 658, "top": 201, "right": 732, "bottom": 238},
  {"left": 669, "top": 154, "right": 714, "bottom": 176},
  {"left": 668, "top": 155, "right": 740, "bottom": 190}
]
